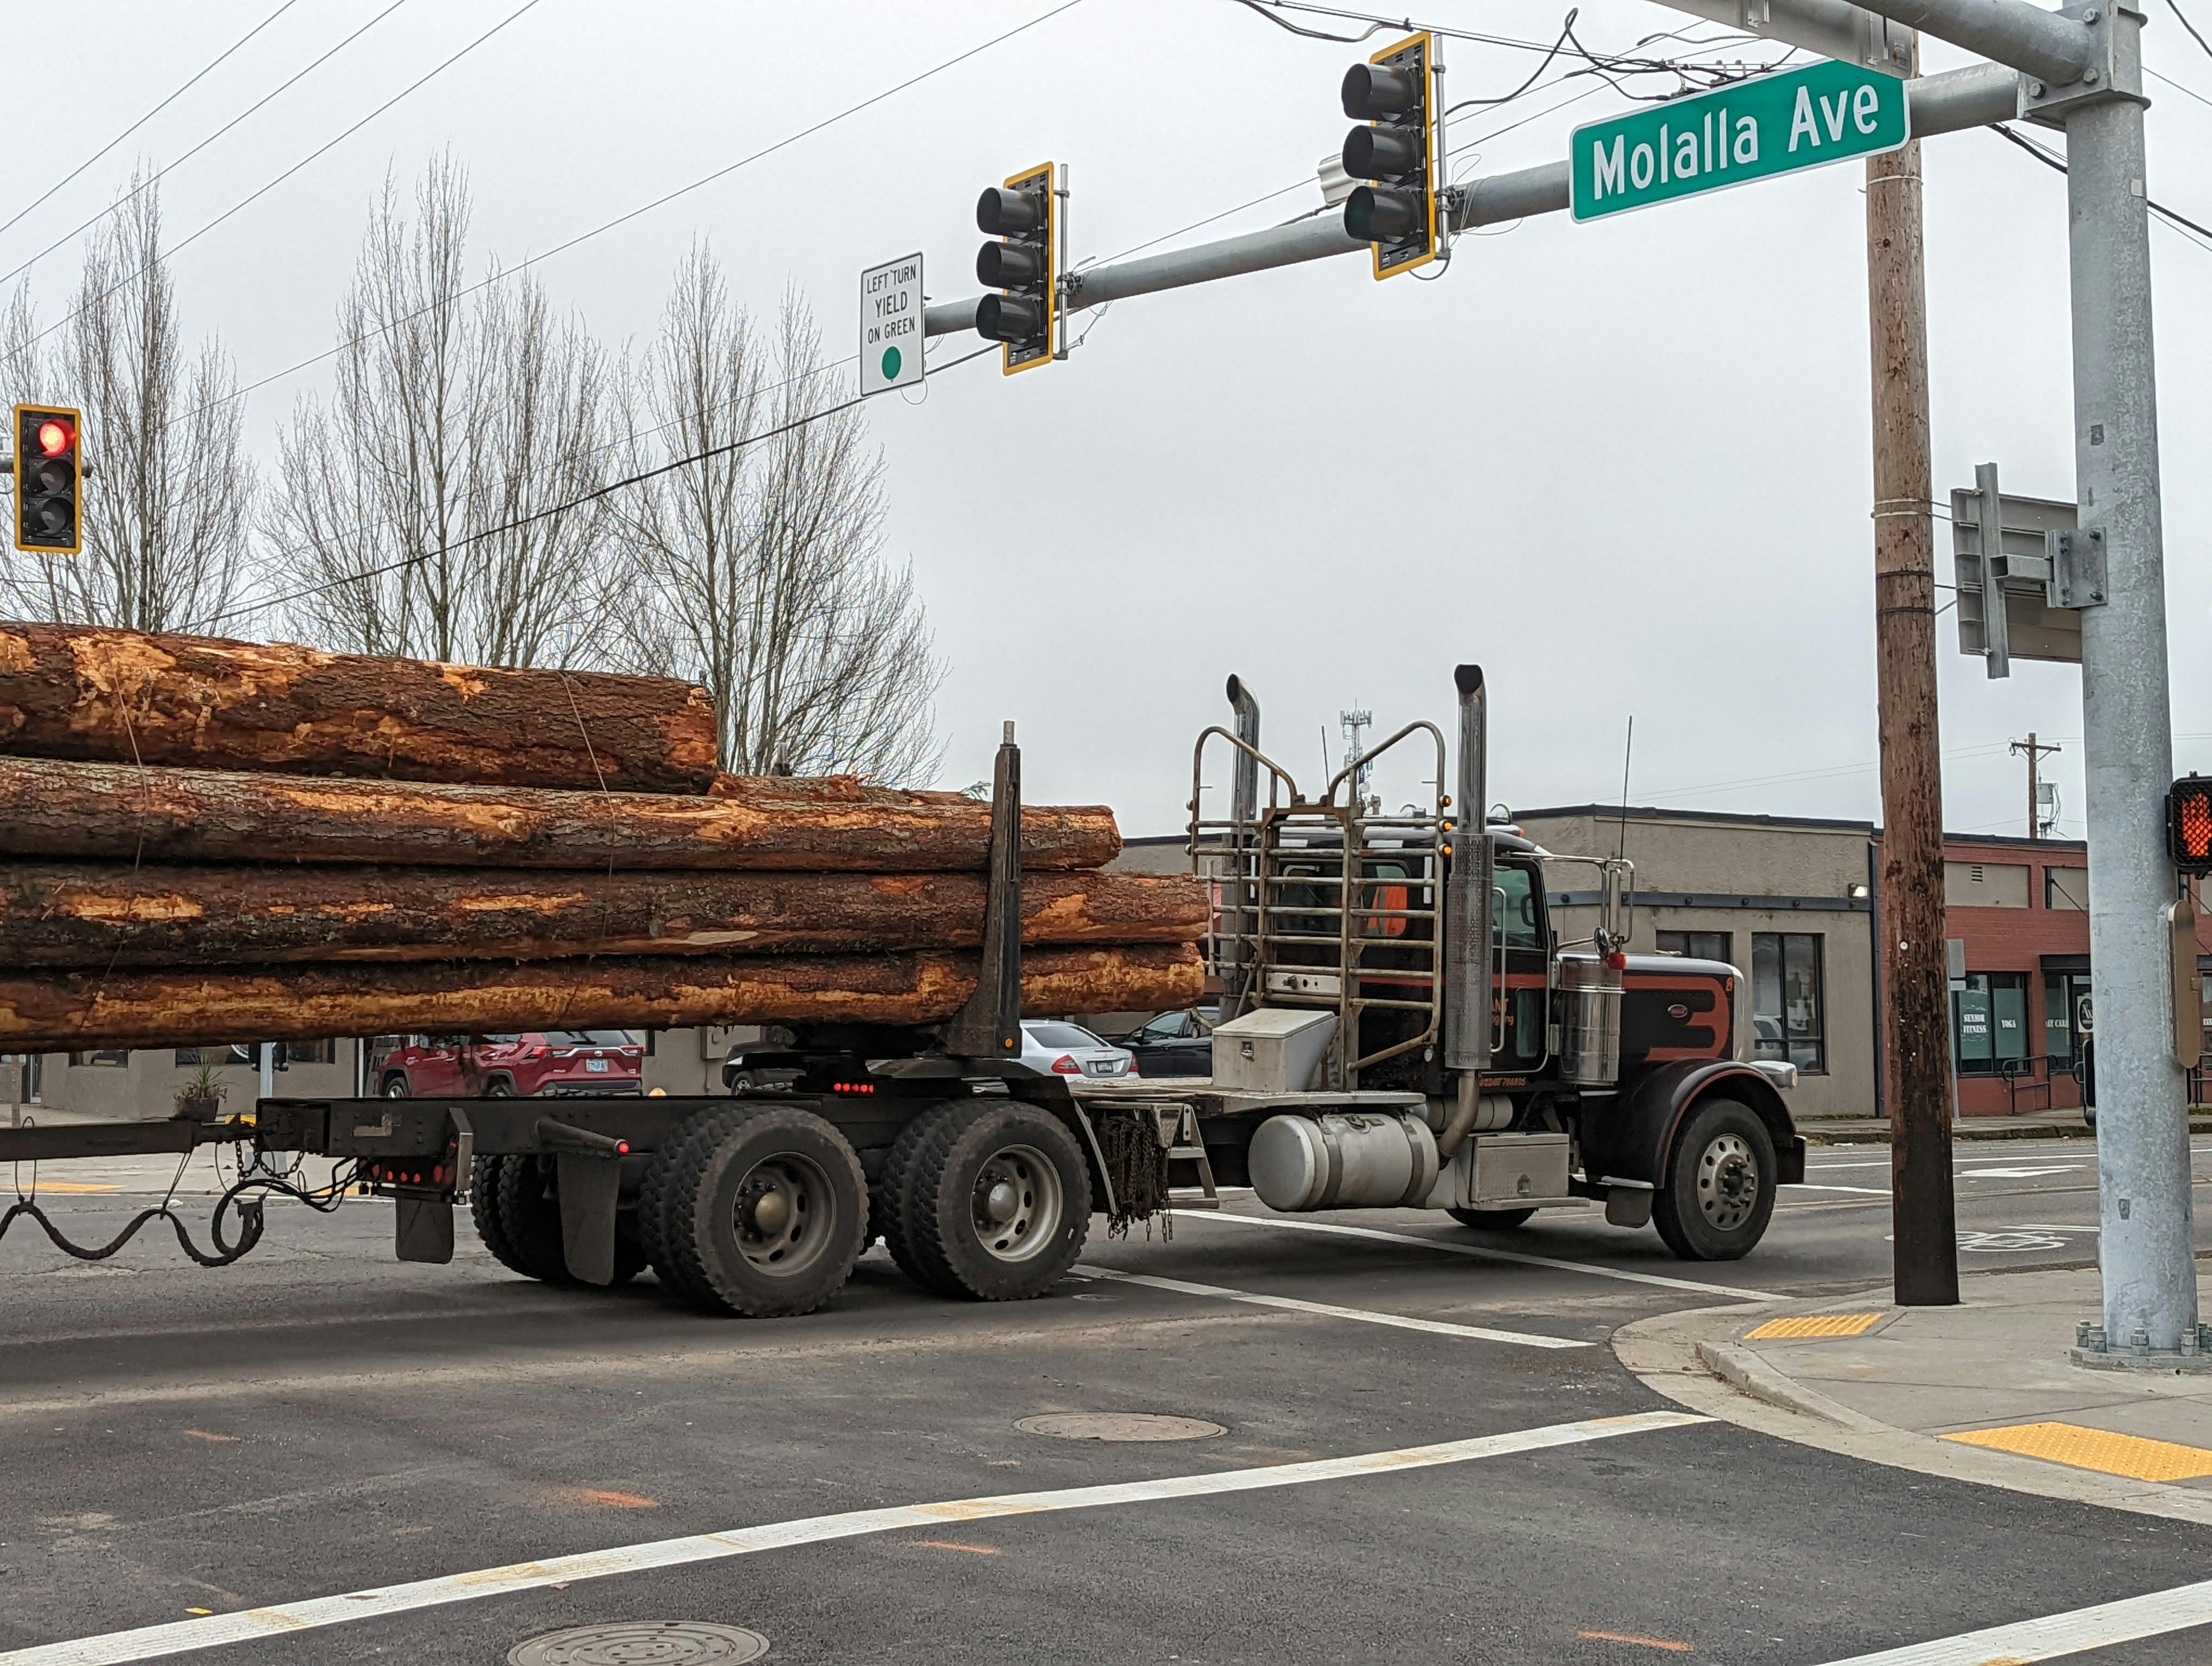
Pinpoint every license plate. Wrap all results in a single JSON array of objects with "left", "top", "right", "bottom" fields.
[{"left": 586, "top": 1058, "right": 609, "bottom": 1072}]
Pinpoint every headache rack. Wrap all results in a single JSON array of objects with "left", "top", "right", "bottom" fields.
[{"left": 1189, "top": 719, "right": 1447, "bottom": 1091}]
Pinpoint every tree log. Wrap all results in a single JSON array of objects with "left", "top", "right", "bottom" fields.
[
  {"left": 0, "top": 756, "right": 1121, "bottom": 871},
  {"left": 0, "top": 624, "right": 719, "bottom": 791},
  {"left": 0, "top": 863, "right": 1207, "bottom": 966},
  {"left": 0, "top": 944, "right": 1205, "bottom": 1052}
]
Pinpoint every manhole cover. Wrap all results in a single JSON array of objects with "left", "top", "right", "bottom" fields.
[
  {"left": 507, "top": 1621, "right": 769, "bottom": 1664},
  {"left": 1015, "top": 1412, "right": 1226, "bottom": 1442}
]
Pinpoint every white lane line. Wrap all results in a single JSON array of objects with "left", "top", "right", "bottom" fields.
[
  {"left": 1077, "top": 1265, "right": 1592, "bottom": 1350},
  {"left": 1787, "top": 1183, "right": 1893, "bottom": 1196},
  {"left": 1962, "top": 1165, "right": 2079, "bottom": 1179},
  {"left": 1169, "top": 1210, "right": 1781, "bottom": 1303},
  {"left": 1812, "top": 1575, "right": 2212, "bottom": 1664},
  {"left": 0, "top": 1412, "right": 1708, "bottom": 1666}
]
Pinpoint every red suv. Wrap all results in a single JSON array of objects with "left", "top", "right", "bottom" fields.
[{"left": 376, "top": 1031, "right": 644, "bottom": 1098}]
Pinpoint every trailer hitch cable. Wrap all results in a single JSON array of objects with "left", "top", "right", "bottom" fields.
[{"left": 1, "top": 1155, "right": 363, "bottom": 1268}]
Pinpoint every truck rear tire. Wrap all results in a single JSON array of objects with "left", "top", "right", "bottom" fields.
[
  {"left": 496, "top": 1155, "right": 575, "bottom": 1284},
  {"left": 1652, "top": 1098, "right": 1776, "bottom": 1262},
  {"left": 889, "top": 1101, "right": 1090, "bottom": 1302},
  {"left": 469, "top": 1155, "right": 531, "bottom": 1277},
  {"left": 1447, "top": 1206, "right": 1536, "bottom": 1230},
  {"left": 640, "top": 1107, "right": 748, "bottom": 1303},
  {"left": 660, "top": 1104, "right": 868, "bottom": 1317}
]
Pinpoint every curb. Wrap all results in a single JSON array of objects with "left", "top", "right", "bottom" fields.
[
  {"left": 1613, "top": 1299, "right": 2212, "bottom": 1528},
  {"left": 1798, "top": 1116, "right": 2212, "bottom": 1144}
]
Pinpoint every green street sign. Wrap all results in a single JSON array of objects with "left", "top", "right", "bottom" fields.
[{"left": 1571, "top": 60, "right": 1908, "bottom": 222}]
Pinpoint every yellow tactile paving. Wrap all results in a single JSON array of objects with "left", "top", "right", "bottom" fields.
[
  {"left": 1743, "top": 1313, "right": 1887, "bottom": 1341},
  {"left": 1941, "top": 1421, "right": 2212, "bottom": 1482}
]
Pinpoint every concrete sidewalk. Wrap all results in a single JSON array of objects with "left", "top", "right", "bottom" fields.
[
  {"left": 1799, "top": 1109, "right": 2212, "bottom": 1142},
  {"left": 1616, "top": 1261, "right": 2212, "bottom": 1525}
]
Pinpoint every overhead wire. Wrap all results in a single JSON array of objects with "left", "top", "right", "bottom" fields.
[
  {"left": 0, "top": 0, "right": 413, "bottom": 292},
  {"left": 2164, "top": 0, "right": 2212, "bottom": 62},
  {"left": 22, "top": 0, "right": 545, "bottom": 356},
  {"left": 1986, "top": 122, "right": 2212, "bottom": 251},
  {"left": 0, "top": 0, "right": 308, "bottom": 247},
  {"left": 206, "top": 343, "right": 1002, "bottom": 629},
  {"left": 153, "top": 0, "right": 1088, "bottom": 441}
]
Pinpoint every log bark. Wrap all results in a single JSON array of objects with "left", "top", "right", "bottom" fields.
[
  {"left": 0, "top": 624, "right": 718, "bottom": 792},
  {"left": 0, "top": 863, "right": 1207, "bottom": 966},
  {"left": 0, "top": 944, "right": 1205, "bottom": 1052},
  {"left": 0, "top": 755, "right": 1121, "bottom": 871}
]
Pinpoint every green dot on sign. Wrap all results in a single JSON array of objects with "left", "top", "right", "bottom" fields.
[{"left": 882, "top": 346, "right": 901, "bottom": 381}]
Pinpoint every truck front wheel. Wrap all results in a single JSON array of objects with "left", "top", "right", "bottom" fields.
[
  {"left": 1652, "top": 1098, "right": 1776, "bottom": 1261},
  {"left": 885, "top": 1101, "right": 1089, "bottom": 1302}
]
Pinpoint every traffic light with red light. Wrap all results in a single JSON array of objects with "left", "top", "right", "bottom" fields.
[
  {"left": 1341, "top": 31, "right": 1439, "bottom": 279},
  {"left": 15, "top": 404, "right": 81, "bottom": 554},
  {"left": 2171, "top": 775, "right": 2212, "bottom": 875},
  {"left": 975, "top": 162, "right": 1057, "bottom": 375}
]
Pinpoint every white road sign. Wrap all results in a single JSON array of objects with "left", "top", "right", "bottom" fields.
[{"left": 860, "top": 253, "right": 924, "bottom": 395}]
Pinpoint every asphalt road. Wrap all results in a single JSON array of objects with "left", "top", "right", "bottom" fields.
[{"left": 3, "top": 1133, "right": 2210, "bottom": 1665}]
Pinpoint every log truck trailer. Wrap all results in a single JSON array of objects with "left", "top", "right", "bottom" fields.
[{"left": 0, "top": 665, "right": 1802, "bottom": 1317}]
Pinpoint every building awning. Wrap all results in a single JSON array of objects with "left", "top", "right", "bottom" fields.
[{"left": 2040, "top": 953, "right": 2090, "bottom": 972}]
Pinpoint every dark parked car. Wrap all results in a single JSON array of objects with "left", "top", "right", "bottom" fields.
[{"left": 1118, "top": 1006, "right": 1219, "bottom": 1079}]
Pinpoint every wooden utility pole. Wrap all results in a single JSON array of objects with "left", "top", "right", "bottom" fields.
[
  {"left": 1866, "top": 117, "right": 1959, "bottom": 1306},
  {"left": 2012, "top": 732, "right": 2062, "bottom": 840}
]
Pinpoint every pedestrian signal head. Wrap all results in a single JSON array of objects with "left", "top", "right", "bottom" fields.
[
  {"left": 14, "top": 403, "right": 81, "bottom": 554},
  {"left": 2170, "top": 776, "right": 2212, "bottom": 874},
  {"left": 1339, "top": 32, "right": 1438, "bottom": 280}
]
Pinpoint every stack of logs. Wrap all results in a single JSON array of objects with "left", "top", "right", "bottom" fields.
[{"left": 0, "top": 625, "right": 1205, "bottom": 1052}]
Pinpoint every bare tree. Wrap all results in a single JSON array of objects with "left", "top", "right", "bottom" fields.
[
  {"left": 0, "top": 177, "right": 253, "bottom": 631},
  {"left": 264, "top": 156, "right": 613, "bottom": 667},
  {"left": 616, "top": 252, "right": 940, "bottom": 783}
]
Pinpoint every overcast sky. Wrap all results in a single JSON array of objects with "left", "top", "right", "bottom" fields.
[{"left": 10, "top": 0, "right": 2209, "bottom": 841}]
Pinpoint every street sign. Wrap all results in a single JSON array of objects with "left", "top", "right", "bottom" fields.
[
  {"left": 1950, "top": 463, "right": 2089, "bottom": 677},
  {"left": 1570, "top": 60, "right": 1907, "bottom": 222},
  {"left": 860, "top": 253, "right": 924, "bottom": 395}
]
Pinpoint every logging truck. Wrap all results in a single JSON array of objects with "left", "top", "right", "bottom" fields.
[{"left": 2, "top": 663, "right": 1800, "bottom": 1316}]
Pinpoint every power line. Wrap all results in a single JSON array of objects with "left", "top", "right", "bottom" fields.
[
  {"left": 154, "top": 0, "right": 1087, "bottom": 441},
  {"left": 24, "top": 0, "right": 544, "bottom": 358},
  {"left": 0, "top": 0, "right": 308, "bottom": 247},
  {"left": 0, "top": 0, "right": 413, "bottom": 293},
  {"left": 1988, "top": 121, "right": 2212, "bottom": 249},
  {"left": 2165, "top": 0, "right": 2212, "bottom": 63},
  {"left": 2147, "top": 65, "right": 2212, "bottom": 109},
  {"left": 209, "top": 344, "right": 999, "bottom": 629}
]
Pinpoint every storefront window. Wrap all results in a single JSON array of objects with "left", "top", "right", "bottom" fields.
[
  {"left": 1657, "top": 930, "right": 1732, "bottom": 964},
  {"left": 1752, "top": 933, "right": 1825, "bottom": 1073},
  {"left": 1953, "top": 972, "right": 2030, "bottom": 1075}
]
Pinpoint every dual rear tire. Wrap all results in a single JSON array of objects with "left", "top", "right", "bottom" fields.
[{"left": 878, "top": 1101, "right": 1090, "bottom": 1302}]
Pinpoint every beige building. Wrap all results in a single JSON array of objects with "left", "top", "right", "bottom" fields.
[{"left": 4, "top": 1042, "right": 363, "bottom": 1125}]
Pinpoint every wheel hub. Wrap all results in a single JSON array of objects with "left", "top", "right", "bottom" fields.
[
  {"left": 970, "top": 1143, "right": 1064, "bottom": 1263},
  {"left": 1695, "top": 1132, "right": 1758, "bottom": 1232},
  {"left": 734, "top": 1159, "right": 822, "bottom": 1272}
]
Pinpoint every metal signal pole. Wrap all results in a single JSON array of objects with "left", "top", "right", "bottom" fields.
[{"left": 1866, "top": 104, "right": 1960, "bottom": 1307}]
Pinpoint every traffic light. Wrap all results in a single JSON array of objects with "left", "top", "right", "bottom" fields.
[
  {"left": 2170, "top": 774, "right": 2212, "bottom": 874},
  {"left": 1340, "top": 31, "right": 1439, "bottom": 280},
  {"left": 975, "top": 162, "right": 1057, "bottom": 375},
  {"left": 15, "top": 405, "right": 81, "bottom": 554}
]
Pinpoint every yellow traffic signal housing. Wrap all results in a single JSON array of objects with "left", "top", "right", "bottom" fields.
[
  {"left": 975, "top": 161, "right": 1057, "bottom": 376},
  {"left": 1341, "top": 32, "right": 1439, "bottom": 280},
  {"left": 15, "top": 404, "right": 82, "bottom": 555}
]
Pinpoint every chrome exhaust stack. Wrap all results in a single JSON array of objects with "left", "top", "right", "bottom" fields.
[
  {"left": 1443, "top": 663, "right": 1493, "bottom": 1093},
  {"left": 1223, "top": 675, "right": 1263, "bottom": 1007}
]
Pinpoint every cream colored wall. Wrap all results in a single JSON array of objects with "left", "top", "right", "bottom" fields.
[
  {"left": 1517, "top": 812, "right": 1879, "bottom": 1122},
  {"left": 23, "top": 1046, "right": 359, "bottom": 1121}
]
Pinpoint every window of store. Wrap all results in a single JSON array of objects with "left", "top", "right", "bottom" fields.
[
  {"left": 68, "top": 1050, "right": 130, "bottom": 1067},
  {"left": 1953, "top": 972, "right": 2031, "bottom": 1075},
  {"left": 1751, "top": 933, "right": 1825, "bottom": 1073},
  {"left": 1657, "top": 930, "right": 1733, "bottom": 965},
  {"left": 2044, "top": 972, "right": 2093, "bottom": 1062}
]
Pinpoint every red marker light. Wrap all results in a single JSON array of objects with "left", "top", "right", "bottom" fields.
[{"left": 36, "top": 419, "right": 71, "bottom": 457}]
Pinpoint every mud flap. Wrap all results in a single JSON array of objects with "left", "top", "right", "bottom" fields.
[
  {"left": 393, "top": 1194, "right": 455, "bottom": 1264},
  {"left": 555, "top": 1150, "right": 621, "bottom": 1286},
  {"left": 1604, "top": 1181, "right": 1655, "bottom": 1229}
]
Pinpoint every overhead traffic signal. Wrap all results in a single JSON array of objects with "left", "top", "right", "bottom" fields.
[
  {"left": 1340, "top": 31, "right": 1439, "bottom": 280},
  {"left": 975, "top": 162, "right": 1058, "bottom": 375},
  {"left": 15, "top": 405, "right": 81, "bottom": 554},
  {"left": 2171, "top": 775, "right": 2212, "bottom": 875}
]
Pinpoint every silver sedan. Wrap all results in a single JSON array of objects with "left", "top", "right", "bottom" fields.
[{"left": 1017, "top": 1020, "right": 1136, "bottom": 1080}]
